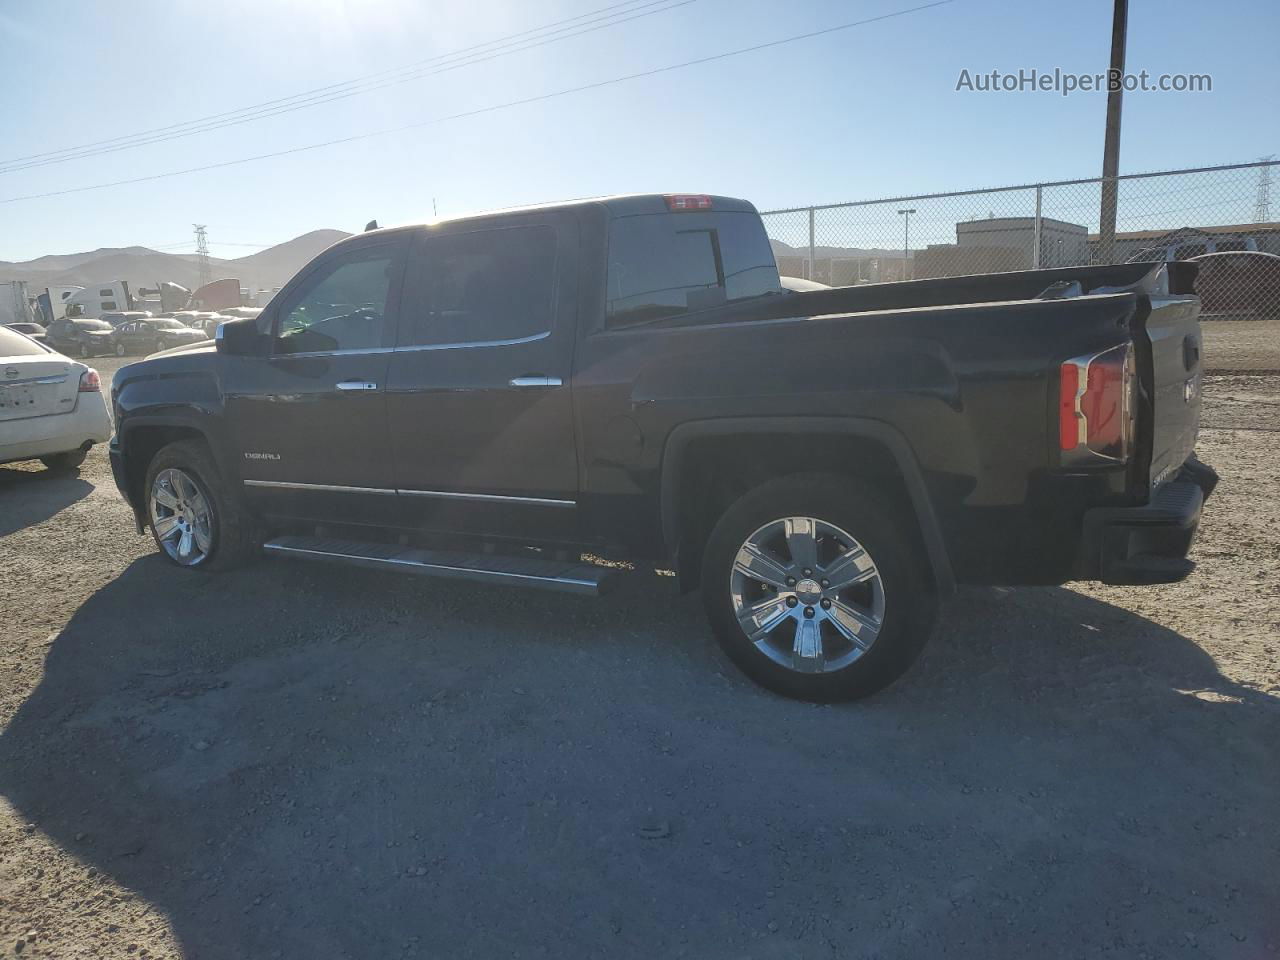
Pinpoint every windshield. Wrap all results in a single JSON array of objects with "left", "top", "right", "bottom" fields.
[{"left": 74, "top": 319, "right": 112, "bottom": 331}]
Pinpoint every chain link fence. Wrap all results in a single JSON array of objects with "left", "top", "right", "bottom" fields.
[{"left": 761, "top": 160, "right": 1280, "bottom": 372}]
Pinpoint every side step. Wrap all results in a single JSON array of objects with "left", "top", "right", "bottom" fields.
[{"left": 261, "top": 535, "right": 616, "bottom": 596}]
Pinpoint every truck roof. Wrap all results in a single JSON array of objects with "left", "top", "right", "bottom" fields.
[{"left": 357, "top": 194, "right": 759, "bottom": 243}]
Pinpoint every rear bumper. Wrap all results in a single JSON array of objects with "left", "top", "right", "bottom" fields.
[
  {"left": 0, "top": 396, "right": 112, "bottom": 466},
  {"left": 1078, "top": 455, "right": 1219, "bottom": 585}
]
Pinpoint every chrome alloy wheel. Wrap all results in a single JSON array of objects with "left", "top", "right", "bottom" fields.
[
  {"left": 729, "top": 516, "right": 885, "bottom": 674},
  {"left": 149, "top": 467, "right": 214, "bottom": 566}
]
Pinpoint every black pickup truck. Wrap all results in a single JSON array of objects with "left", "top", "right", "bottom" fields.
[{"left": 109, "top": 194, "right": 1216, "bottom": 701}]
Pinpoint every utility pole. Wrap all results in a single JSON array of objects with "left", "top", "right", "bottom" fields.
[
  {"left": 1097, "top": 0, "right": 1129, "bottom": 265},
  {"left": 193, "top": 224, "right": 212, "bottom": 288},
  {"left": 897, "top": 208, "right": 916, "bottom": 280}
]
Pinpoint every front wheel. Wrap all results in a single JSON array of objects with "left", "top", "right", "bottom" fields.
[
  {"left": 701, "top": 474, "right": 937, "bottom": 702},
  {"left": 78, "top": 341, "right": 91, "bottom": 358},
  {"left": 144, "top": 440, "right": 256, "bottom": 570},
  {"left": 115, "top": 341, "right": 127, "bottom": 356}
]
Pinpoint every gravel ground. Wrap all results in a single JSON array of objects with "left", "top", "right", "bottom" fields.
[
  {"left": 1, "top": 360, "right": 1277, "bottom": 960},
  {"left": 1201, "top": 318, "right": 1280, "bottom": 373}
]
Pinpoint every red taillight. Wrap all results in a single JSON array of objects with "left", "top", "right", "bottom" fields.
[
  {"left": 79, "top": 368, "right": 101, "bottom": 393},
  {"left": 664, "top": 194, "right": 713, "bottom": 211},
  {"left": 1058, "top": 344, "right": 1135, "bottom": 462},
  {"left": 1058, "top": 361, "right": 1081, "bottom": 450}
]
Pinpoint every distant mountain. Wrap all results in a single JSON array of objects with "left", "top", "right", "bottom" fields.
[{"left": 0, "top": 229, "right": 352, "bottom": 294}]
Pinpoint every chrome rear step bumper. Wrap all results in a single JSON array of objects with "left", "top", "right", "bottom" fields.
[{"left": 262, "top": 535, "right": 616, "bottom": 596}]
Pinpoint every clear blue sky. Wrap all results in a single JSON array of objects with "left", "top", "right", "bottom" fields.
[{"left": 0, "top": 0, "right": 1276, "bottom": 261}]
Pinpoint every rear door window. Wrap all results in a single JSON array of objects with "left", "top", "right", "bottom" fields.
[
  {"left": 606, "top": 211, "right": 780, "bottom": 327},
  {"left": 398, "top": 224, "right": 557, "bottom": 347}
]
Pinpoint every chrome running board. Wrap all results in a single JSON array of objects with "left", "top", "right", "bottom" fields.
[{"left": 262, "top": 535, "right": 614, "bottom": 596}]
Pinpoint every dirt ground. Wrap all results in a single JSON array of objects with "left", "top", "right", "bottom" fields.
[{"left": 1, "top": 360, "right": 1277, "bottom": 960}]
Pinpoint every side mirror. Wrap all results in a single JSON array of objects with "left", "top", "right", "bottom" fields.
[{"left": 215, "top": 316, "right": 268, "bottom": 356}]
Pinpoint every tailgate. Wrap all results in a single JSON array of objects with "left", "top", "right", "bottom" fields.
[
  {"left": 1143, "top": 294, "right": 1202, "bottom": 491},
  {"left": 0, "top": 358, "right": 80, "bottom": 422}
]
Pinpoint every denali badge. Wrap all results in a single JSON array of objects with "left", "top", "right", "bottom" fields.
[{"left": 244, "top": 452, "right": 282, "bottom": 461}]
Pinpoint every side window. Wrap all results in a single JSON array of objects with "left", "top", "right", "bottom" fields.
[
  {"left": 400, "top": 225, "right": 556, "bottom": 347},
  {"left": 605, "top": 211, "right": 780, "bottom": 327},
  {"left": 101, "top": 301, "right": 118, "bottom": 311},
  {"left": 274, "top": 251, "right": 397, "bottom": 355}
]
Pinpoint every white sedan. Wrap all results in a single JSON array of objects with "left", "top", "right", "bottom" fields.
[{"left": 0, "top": 324, "right": 112, "bottom": 471}]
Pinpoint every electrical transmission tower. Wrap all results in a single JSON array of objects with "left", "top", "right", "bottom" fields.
[
  {"left": 1256, "top": 157, "right": 1274, "bottom": 224},
  {"left": 193, "top": 224, "right": 212, "bottom": 287}
]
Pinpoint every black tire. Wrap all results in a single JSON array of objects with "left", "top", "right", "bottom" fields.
[
  {"left": 700, "top": 473, "right": 937, "bottom": 702},
  {"left": 115, "top": 341, "right": 127, "bottom": 356},
  {"left": 143, "top": 439, "right": 256, "bottom": 571},
  {"left": 40, "top": 449, "right": 87, "bottom": 472}
]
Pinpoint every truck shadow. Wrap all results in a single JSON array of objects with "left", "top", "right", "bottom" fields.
[
  {"left": 0, "top": 464, "right": 93, "bottom": 537},
  {"left": 1, "top": 558, "right": 1276, "bottom": 958}
]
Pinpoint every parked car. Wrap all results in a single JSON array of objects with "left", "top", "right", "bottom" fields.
[
  {"left": 1188, "top": 250, "right": 1280, "bottom": 321},
  {"left": 188, "top": 312, "right": 231, "bottom": 334},
  {"left": 100, "top": 310, "right": 153, "bottom": 328},
  {"left": 1128, "top": 232, "right": 1258, "bottom": 263},
  {"left": 0, "top": 324, "right": 111, "bottom": 471},
  {"left": 109, "top": 193, "right": 1215, "bottom": 702},
  {"left": 111, "top": 317, "right": 209, "bottom": 356},
  {"left": 43, "top": 317, "right": 116, "bottom": 357},
  {"left": 4, "top": 322, "right": 49, "bottom": 345}
]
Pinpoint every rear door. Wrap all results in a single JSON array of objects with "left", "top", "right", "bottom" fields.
[
  {"left": 385, "top": 214, "right": 580, "bottom": 543},
  {"left": 221, "top": 238, "right": 407, "bottom": 525}
]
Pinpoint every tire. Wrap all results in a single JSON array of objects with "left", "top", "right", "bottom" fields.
[
  {"left": 143, "top": 439, "right": 256, "bottom": 571},
  {"left": 153, "top": 338, "right": 164, "bottom": 354},
  {"left": 700, "top": 473, "right": 937, "bottom": 703},
  {"left": 78, "top": 341, "right": 91, "bottom": 358},
  {"left": 115, "top": 341, "right": 127, "bottom": 356},
  {"left": 40, "top": 449, "right": 87, "bottom": 472}
]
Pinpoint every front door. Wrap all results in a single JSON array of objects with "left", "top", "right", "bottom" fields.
[
  {"left": 222, "top": 238, "right": 406, "bottom": 526},
  {"left": 386, "top": 215, "right": 580, "bottom": 544}
]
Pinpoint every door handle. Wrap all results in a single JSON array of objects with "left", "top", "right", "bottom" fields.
[
  {"left": 336, "top": 380, "right": 378, "bottom": 391},
  {"left": 509, "top": 376, "right": 562, "bottom": 388}
]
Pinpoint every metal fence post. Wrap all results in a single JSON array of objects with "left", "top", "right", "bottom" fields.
[
  {"left": 807, "top": 207, "right": 816, "bottom": 281},
  {"left": 1033, "top": 185, "right": 1043, "bottom": 269}
]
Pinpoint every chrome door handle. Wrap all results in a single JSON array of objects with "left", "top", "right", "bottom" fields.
[
  {"left": 509, "top": 376, "right": 562, "bottom": 388},
  {"left": 336, "top": 380, "right": 378, "bottom": 391}
]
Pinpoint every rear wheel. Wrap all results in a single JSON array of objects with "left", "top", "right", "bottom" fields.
[
  {"left": 144, "top": 440, "right": 255, "bottom": 570},
  {"left": 701, "top": 474, "right": 936, "bottom": 702},
  {"left": 40, "top": 449, "right": 87, "bottom": 472}
]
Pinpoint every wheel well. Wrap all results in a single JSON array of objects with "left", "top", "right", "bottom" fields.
[
  {"left": 670, "top": 432, "right": 930, "bottom": 592},
  {"left": 123, "top": 426, "right": 209, "bottom": 509}
]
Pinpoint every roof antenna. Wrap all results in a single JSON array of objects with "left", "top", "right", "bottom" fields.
[{"left": 364, "top": 219, "right": 378, "bottom": 232}]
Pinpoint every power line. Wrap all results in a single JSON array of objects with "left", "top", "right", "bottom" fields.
[
  {"left": 0, "top": 0, "right": 691, "bottom": 175},
  {"left": 0, "top": 1, "right": 954, "bottom": 206}
]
